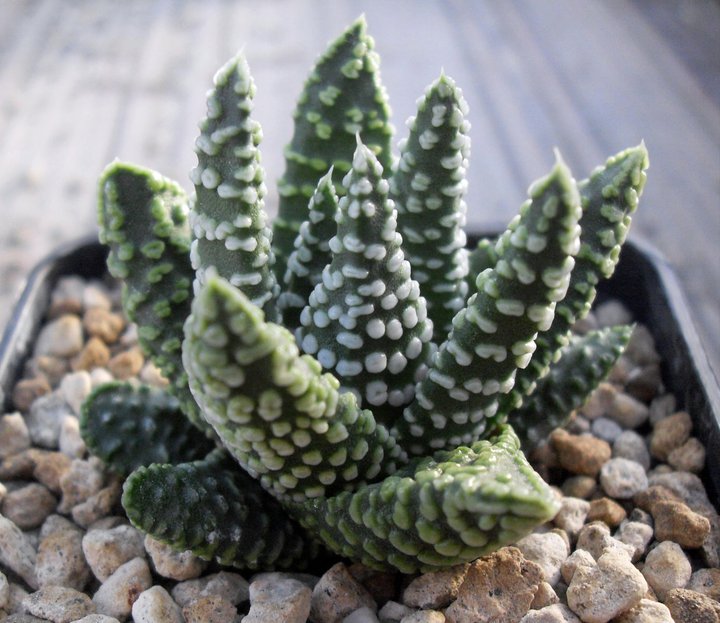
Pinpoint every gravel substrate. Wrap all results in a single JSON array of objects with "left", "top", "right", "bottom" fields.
[{"left": 0, "top": 274, "right": 718, "bottom": 623}]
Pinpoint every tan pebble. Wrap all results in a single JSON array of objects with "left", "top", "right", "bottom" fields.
[
  {"left": 347, "top": 562, "right": 399, "bottom": 605},
  {"left": 31, "top": 449, "right": 73, "bottom": 494},
  {"left": 614, "top": 520, "right": 654, "bottom": 562},
  {"left": 23, "top": 584, "right": 96, "bottom": 622},
  {"left": 561, "top": 475, "right": 597, "bottom": 500},
  {"left": 652, "top": 500, "right": 711, "bottom": 549},
  {"left": 401, "top": 610, "right": 446, "bottom": 623},
  {"left": 0, "top": 413, "right": 31, "bottom": 459},
  {"left": 83, "top": 307, "right": 125, "bottom": 344},
  {"left": 71, "top": 337, "right": 111, "bottom": 372},
  {"left": 182, "top": 594, "right": 238, "bottom": 623},
  {"left": 587, "top": 497, "right": 627, "bottom": 528},
  {"left": 402, "top": 563, "right": 469, "bottom": 609},
  {"left": 667, "top": 438, "right": 706, "bottom": 473},
  {"left": 82, "top": 524, "right": 145, "bottom": 582},
  {"left": 0, "top": 448, "right": 37, "bottom": 481},
  {"left": 625, "top": 364, "right": 662, "bottom": 403},
  {"left": 92, "top": 557, "right": 152, "bottom": 620},
  {"left": 51, "top": 276, "right": 85, "bottom": 314},
  {"left": 633, "top": 485, "right": 684, "bottom": 515},
  {"left": 34, "top": 314, "right": 84, "bottom": 358},
  {"left": 444, "top": 547, "right": 542, "bottom": 623},
  {"left": 606, "top": 355, "right": 634, "bottom": 385},
  {"left": 642, "top": 542, "right": 692, "bottom": 600},
  {"left": 59, "top": 415, "right": 87, "bottom": 458},
  {"left": 119, "top": 324, "right": 139, "bottom": 348},
  {"left": 579, "top": 383, "right": 616, "bottom": 420},
  {"left": 25, "top": 355, "right": 70, "bottom": 387},
  {"left": 624, "top": 325, "right": 660, "bottom": 366},
  {"left": 606, "top": 392, "right": 649, "bottom": 429},
  {"left": 247, "top": 577, "right": 312, "bottom": 623},
  {"left": 71, "top": 479, "right": 123, "bottom": 528},
  {"left": 613, "top": 598, "right": 673, "bottom": 622},
  {"left": 144, "top": 535, "right": 207, "bottom": 581},
  {"left": 107, "top": 347, "right": 144, "bottom": 380},
  {"left": 11, "top": 376, "right": 51, "bottom": 412},
  {"left": 1, "top": 483, "right": 57, "bottom": 529},
  {"left": 139, "top": 361, "right": 169, "bottom": 388},
  {"left": 566, "top": 550, "right": 648, "bottom": 623},
  {"left": 650, "top": 411, "right": 692, "bottom": 461},
  {"left": 58, "top": 458, "right": 106, "bottom": 513},
  {"left": 59, "top": 370, "right": 93, "bottom": 416},
  {"left": 310, "top": 562, "right": 376, "bottom": 623},
  {"left": 664, "top": 588, "right": 720, "bottom": 623},
  {"left": 550, "top": 429, "right": 611, "bottom": 477},
  {"left": 687, "top": 568, "right": 720, "bottom": 601},
  {"left": 36, "top": 514, "right": 92, "bottom": 591},
  {"left": 378, "top": 600, "right": 415, "bottom": 621},
  {"left": 529, "top": 581, "right": 560, "bottom": 609},
  {"left": 82, "top": 283, "right": 113, "bottom": 311}
]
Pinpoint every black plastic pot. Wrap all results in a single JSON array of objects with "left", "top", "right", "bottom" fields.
[{"left": 1, "top": 234, "right": 719, "bottom": 506}]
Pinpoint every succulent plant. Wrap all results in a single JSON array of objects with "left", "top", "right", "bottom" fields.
[{"left": 84, "top": 16, "right": 649, "bottom": 573}]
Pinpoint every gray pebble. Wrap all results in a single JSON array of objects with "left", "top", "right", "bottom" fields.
[
  {"left": 0, "top": 514, "right": 38, "bottom": 589},
  {"left": 606, "top": 393, "right": 649, "bottom": 429},
  {"left": 612, "top": 430, "right": 651, "bottom": 470},
  {"left": 591, "top": 417, "right": 623, "bottom": 443},
  {"left": 245, "top": 577, "right": 311, "bottom": 623},
  {"left": 614, "top": 520, "right": 653, "bottom": 562},
  {"left": 36, "top": 514, "right": 92, "bottom": 591},
  {"left": 171, "top": 571, "right": 250, "bottom": 607},
  {"left": 594, "top": 300, "right": 634, "bottom": 328},
  {"left": 520, "top": 603, "right": 581, "bottom": 622},
  {"left": 0, "top": 570, "right": 8, "bottom": 609},
  {"left": 516, "top": 531, "right": 570, "bottom": 586},
  {"left": 553, "top": 497, "right": 590, "bottom": 540},
  {"left": 599, "top": 458, "right": 648, "bottom": 499},
  {"left": 378, "top": 600, "right": 415, "bottom": 622},
  {"left": 23, "top": 585, "right": 96, "bottom": 623},
  {"left": 345, "top": 606, "right": 382, "bottom": 622},
  {"left": 25, "top": 392, "right": 73, "bottom": 449}
]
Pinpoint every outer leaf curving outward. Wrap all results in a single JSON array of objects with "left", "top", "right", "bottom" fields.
[
  {"left": 508, "top": 325, "right": 633, "bottom": 451},
  {"left": 294, "top": 425, "right": 559, "bottom": 573},
  {"left": 97, "top": 162, "right": 213, "bottom": 436},
  {"left": 274, "top": 16, "right": 394, "bottom": 281},
  {"left": 296, "top": 139, "right": 435, "bottom": 427},
  {"left": 391, "top": 73, "right": 470, "bottom": 339},
  {"left": 395, "top": 156, "right": 582, "bottom": 456},
  {"left": 80, "top": 382, "right": 215, "bottom": 475},
  {"left": 122, "top": 450, "right": 320, "bottom": 570},
  {"left": 499, "top": 144, "right": 649, "bottom": 413},
  {"left": 183, "top": 275, "right": 405, "bottom": 503},
  {"left": 190, "top": 52, "right": 279, "bottom": 321}
]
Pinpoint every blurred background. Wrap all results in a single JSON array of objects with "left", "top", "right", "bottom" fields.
[{"left": 0, "top": 0, "right": 718, "bottom": 375}]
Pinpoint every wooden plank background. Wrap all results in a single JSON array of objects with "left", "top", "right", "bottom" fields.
[{"left": 1, "top": 0, "right": 718, "bottom": 375}]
